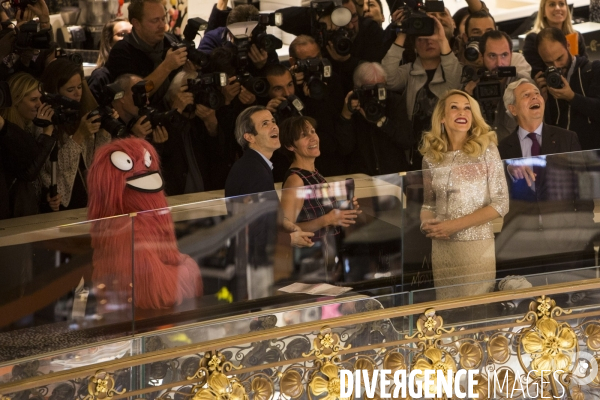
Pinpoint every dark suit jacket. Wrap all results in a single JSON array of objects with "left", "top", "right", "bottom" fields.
[
  {"left": 225, "top": 148, "right": 275, "bottom": 198},
  {"left": 225, "top": 148, "right": 278, "bottom": 266},
  {"left": 496, "top": 124, "right": 594, "bottom": 264}
]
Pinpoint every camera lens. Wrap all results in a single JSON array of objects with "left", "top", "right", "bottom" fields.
[
  {"left": 307, "top": 77, "right": 326, "bottom": 100},
  {"left": 413, "top": 18, "right": 424, "bottom": 30},
  {"left": 249, "top": 77, "right": 269, "bottom": 97}
]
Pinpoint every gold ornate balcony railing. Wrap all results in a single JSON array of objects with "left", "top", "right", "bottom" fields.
[{"left": 2, "top": 277, "right": 600, "bottom": 400}]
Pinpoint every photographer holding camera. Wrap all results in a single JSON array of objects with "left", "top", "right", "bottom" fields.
[
  {"left": 198, "top": 5, "right": 279, "bottom": 72},
  {"left": 105, "top": 0, "right": 187, "bottom": 108},
  {"left": 336, "top": 62, "right": 410, "bottom": 175},
  {"left": 158, "top": 70, "right": 230, "bottom": 194},
  {"left": 277, "top": 0, "right": 385, "bottom": 93},
  {"left": 264, "top": 36, "right": 347, "bottom": 178},
  {"left": 110, "top": 73, "right": 169, "bottom": 144},
  {"left": 534, "top": 27, "right": 600, "bottom": 151},
  {"left": 38, "top": 58, "right": 112, "bottom": 211},
  {"left": 462, "top": 30, "right": 532, "bottom": 141},
  {"left": 382, "top": 13, "right": 461, "bottom": 169},
  {"left": 0, "top": 72, "right": 57, "bottom": 218}
]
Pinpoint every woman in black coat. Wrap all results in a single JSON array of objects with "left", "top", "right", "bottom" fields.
[{"left": 0, "top": 72, "right": 57, "bottom": 218}]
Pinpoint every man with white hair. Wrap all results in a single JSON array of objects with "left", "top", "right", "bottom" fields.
[
  {"left": 335, "top": 62, "right": 410, "bottom": 175},
  {"left": 498, "top": 79, "right": 581, "bottom": 163},
  {"left": 496, "top": 78, "right": 595, "bottom": 275}
]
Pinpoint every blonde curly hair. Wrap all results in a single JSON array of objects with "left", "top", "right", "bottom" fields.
[{"left": 419, "top": 90, "right": 497, "bottom": 163}]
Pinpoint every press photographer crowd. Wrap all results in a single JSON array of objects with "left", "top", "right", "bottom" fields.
[{"left": 0, "top": 0, "right": 598, "bottom": 233}]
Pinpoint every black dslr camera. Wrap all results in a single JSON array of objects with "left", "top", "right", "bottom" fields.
[
  {"left": 170, "top": 17, "right": 209, "bottom": 69},
  {"left": 131, "top": 80, "right": 178, "bottom": 128},
  {"left": 276, "top": 94, "right": 304, "bottom": 122},
  {"left": 186, "top": 72, "right": 228, "bottom": 110},
  {"left": 352, "top": 83, "right": 387, "bottom": 123},
  {"left": 392, "top": 0, "right": 445, "bottom": 36},
  {"left": 230, "top": 34, "right": 270, "bottom": 97},
  {"left": 545, "top": 66, "right": 564, "bottom": 89},
  {"left": 0, "top": 20, "right": 51, "bottom": 51},
  {"left": 15, "top": 20, "right": 50, "bottom": 50},
  {"left": 310, "top": 0, "right": 353, "bottom": 56},
  {"left": 55, "top": 47, "right": 84, "bottom": 65},
  {"left": 88, "top": 82, "right": 128, "bottom": 138},
  {"left": 250, "top": 12, "right": 283, "bottom": 53},
  {"left": 471, "top": 66, "right": 516, "bottom": 123},
  {"left": 464, "top": 36, "right": 481, "bottom": 62},
  {"left": 0, "top": 81, "right": 11, "bottom": 108},
  {"left": 37, "top": 92, "right": 80, "bottom": 126},
  {"left": 295, "top": 57, "right": 332, "bottom": 100}
]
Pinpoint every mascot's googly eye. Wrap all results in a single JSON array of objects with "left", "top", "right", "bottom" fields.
[
  {"left": 144, "top": 149, "right": 152, "bottom": 168},
  {"left": 111, "top": 151, "right": 134, "bottom": 171}
]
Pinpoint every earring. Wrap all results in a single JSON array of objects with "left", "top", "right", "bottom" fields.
[{"left": 441, "top": 123, "right": 445, "bottom": 135}]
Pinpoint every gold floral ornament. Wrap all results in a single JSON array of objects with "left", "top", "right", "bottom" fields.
[
  {"left": 459, "top": 342, "right": 482, "bottom": 369},
  {"left": 521, "top": 296, "right": 571, "bottom": 323},
  {"left": 488, "top": 335, "right": 511, "bottom": 364},
  {"left": 304, "top": 327, "right": 350, "bottom": 360},
  {"left": 281, "top": 369, "right": 304, "bottom": 398},
  {"left": 571, "top": 386, "right": 584, "bottom": 400},
  {"left": 406, "top": 309, "right": 454, "bottom": 342},
  {"left": 414, "top": 348, "right": 457, "bottom": 397},
  {"left": 309, "top": 361, "right": 350, "bottom": 400},
  {"left": 83, "top": 370, "right": 125, "bottom": 400},
  {"left": 522, "top": 318, "right": 577, "bottom": 377},
  {"left": 193, "top": 372, "right": 248, "bottom": 400},
  {"left": 383, "top": 351, "right": 406, "bottom": 377},
  {"left": 470, "top": 374, "right": 489, "bottom": 400},
  {"left": 250, "top": 376, "right": 273, "bottom": 400},
  {"left": 585, "top": 324, "right": 600, "bottom": 352},
  {"left": 354, "top": 358, "right": 375, "bottom": 379}
]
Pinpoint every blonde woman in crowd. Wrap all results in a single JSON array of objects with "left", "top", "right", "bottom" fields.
[
  {"left": 523, "top": 0, "right": 586, "bottom": 76},
  {"left": 419, "top": 89, "right": 508, "bottom": 299}
]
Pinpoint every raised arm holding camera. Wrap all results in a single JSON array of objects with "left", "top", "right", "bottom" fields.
[
  {"left": 105, "top": 0, "right": 187, "bottom": 108},
  {"left": 382, "top": 14, "right": 461, "bottom": 169},
  {"left": 337, "top": 62, "right": 410, "bottom": 175},
  {"left": 110, "top": 73, "right": 171, "bottom": 144},
  {"left": 277, "top": 0, "right": 384, "bottom": 93},
  {"left": 534, "top": 27, "right": 600, "bottom": 151},
  {"left": 38, "top": 58, "right": 112, "bottom": 211}
]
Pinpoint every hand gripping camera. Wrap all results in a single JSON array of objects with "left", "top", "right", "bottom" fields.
[
  {"left": 544, "top": 66, "right": 564, "bottom": 89},
  {"left": 352, "top": 83, "right": 387, "bottom": 123},
  {"left": 186, "top": 72, "right": 228, "bottom": 110},
  {"left": 276, "top": 94, "right": 304, "bottom": 122},
  {"left": 170, "top": 17, "right": 210, "bottom": 69},
  {"left": 250, "top": 12, "right": 283, "bottom": 53},
  {"left": 88, "top": 82, "right": 128, "bottom": 138},
  {"left": 131, "top": 80, "right": 178, "bottom": 128},
  {"left": 295, "top": 57, "right": 332, "bottom": 100},
  {"left": 36, "top": 92, "right": 80, "bottom": 126},
  {"left": 230, "top": 34, "right": 271, "bottom": 97},
  {"left": 310, "top": 0, "right": 353, "bottom": 56},
  {"left": 392, "top": 0, "right": 445, "bottom": 37}
]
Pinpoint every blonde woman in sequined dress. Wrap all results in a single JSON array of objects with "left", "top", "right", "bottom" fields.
[{"left": 419, "top": 90, "right": 509, "bottom": 299}]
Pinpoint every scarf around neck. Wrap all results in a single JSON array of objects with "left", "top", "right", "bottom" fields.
[{"left": 126, "top": 29, "right": 165, "bottom": 68}]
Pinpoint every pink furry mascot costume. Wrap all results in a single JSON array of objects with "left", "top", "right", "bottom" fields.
[{"left": 88, "top": 138, "right": 203, "bottom": 309}]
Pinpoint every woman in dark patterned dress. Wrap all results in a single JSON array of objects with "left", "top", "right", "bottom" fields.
[{"left": 279, "top": 116, "right": 361, "bottom": 266}]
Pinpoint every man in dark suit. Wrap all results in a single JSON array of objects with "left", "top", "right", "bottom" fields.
[
  {"left": 225, "top": 107, "right": 313, "bottom": 298},
  {"left": 496, "top": 79, "right": 596, "bottom": 275}
]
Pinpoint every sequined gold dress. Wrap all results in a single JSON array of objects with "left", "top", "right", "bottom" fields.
[{"left": 422, "top": 143, "right": 509, "bottom": 299}]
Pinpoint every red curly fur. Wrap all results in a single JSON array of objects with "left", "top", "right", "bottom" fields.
[{"left": 88, "top": 138, "right": 203, "bottom": 309}]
